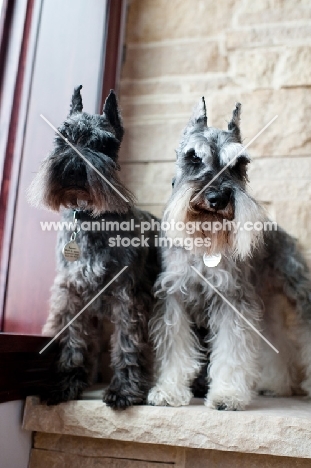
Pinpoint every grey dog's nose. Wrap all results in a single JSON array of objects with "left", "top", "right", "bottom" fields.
[{"left": 205, "top": 188, "right": 232, "bottom": 210}]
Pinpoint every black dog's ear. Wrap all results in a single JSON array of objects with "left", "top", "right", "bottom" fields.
[
  {"left": 69, "top": 85, "right": 83, "bottom": 115},
  {"left": 228, "top": 102, "right": 242, "bottom": 142},
  {"left": 103, "top": 90, "right": 124, "bottom": 142}
]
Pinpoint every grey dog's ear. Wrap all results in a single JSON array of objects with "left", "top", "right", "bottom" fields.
[
  {"left": 189, "top": 96, "right": 208, "bottom": 127},
  {"left": 103, "top": 90, "right": 124, "bottom": 142},
  {"left": 228, "top": 102, "right": 242, "bottom": 142},
  {"left": 69, "top": 85, "right": 83, "bottom": 115}
]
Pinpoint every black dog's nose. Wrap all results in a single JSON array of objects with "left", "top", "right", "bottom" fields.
[
  {"left": 205, "top": 188, "right": 232, "bottom": 210},
  {"left": 62, "top": 161, "right": 87, "bottom": 189}
]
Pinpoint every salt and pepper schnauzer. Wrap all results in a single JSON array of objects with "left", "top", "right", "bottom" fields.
[
  {"left": 28, "top": 86, "right": 159, "bottom": 409},
  {"left": 148, "top": 98, "right": 311, "bottom": 410}
]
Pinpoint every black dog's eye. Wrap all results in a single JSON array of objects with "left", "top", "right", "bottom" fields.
[{"left": 185, "top": 149, "right": 201, "bottom": 164}]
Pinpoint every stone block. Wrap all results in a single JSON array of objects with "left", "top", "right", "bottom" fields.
[
  {"left": 120, "top": 97, "right": 197, "bottom": 120},
  {"left": 227, "top": 24, "right": 311, "bottom": 49},
  {"left": 23, "top": 395, "right": 311, "bottom": 459},
  {"left": 277, "top": 46, "right": 311, "bottom": 87},
  {"left": 209, "top": 89, "right": 311, "bottom": 157},
  {"left": 28, "top": 448, "right": 174, "bottom": 468},
  {"left": 230, "top": 45, "right": 311, "bottom": 89},
  {"left": 122, "top": 41, "right": 228, "bottom": 80},
  {"left": 230, "top": 49, "right": 280, "bottom": 89},
  {"left": 185, "top": 447, "right": 311, "bottom": 468},
  {"left": 34, "top": 433, "right": 179, "bottom": 463},
  {"left": 237, "top": 0, "right": 311, "bottom": 25},
  {"left": 119, "top": 89, "right": 311, "bottom": 160},
  {"left": 119, "top": 121, "right": 184, "bottom": 162},
  {"left": 120, "top": 162, "right": 175, "bottom": 204},
  {"left": 136, "top": 204, "right": 164, "bottom": 218},
  {"left": 120, "top": 75, "right": 236, "bottom": 99},
  {"left": 126, "top": 0, "right": 238, "bottom": 43},
  {"left": 248, "top": 157, "right": 311, "bottom": 201}
]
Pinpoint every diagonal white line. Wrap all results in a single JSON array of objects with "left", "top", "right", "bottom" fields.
[
  {"left": 191, "top": 266, "right": 279, "bottom": 354},
  {"left": 39, "top": 266, "right": 128, "bottom": 354},
  {"left": 40, "top": 114, "right": 130, "bottom": 203},
  {"left": 191, "top": 115, "right": 278, "bottom": 203}
]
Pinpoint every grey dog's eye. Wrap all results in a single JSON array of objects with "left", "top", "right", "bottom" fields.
[{"left": 186, "top": 149, "right": 201, "bottom": 163}]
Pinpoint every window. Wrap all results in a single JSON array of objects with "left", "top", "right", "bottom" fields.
[{"left": 0, "top": 0, "right": 125, "bottom": 400}]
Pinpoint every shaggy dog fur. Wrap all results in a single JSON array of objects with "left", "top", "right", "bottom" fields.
[
  {"left": 29, "top": 86, "right": 160, "bottom": 409},
  {"left": 148, "top": 99, "right": 311, "bottom": 410}
]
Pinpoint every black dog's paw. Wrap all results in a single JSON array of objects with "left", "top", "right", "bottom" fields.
[
  {"left": 41, "top": 368, "right": 89, "bottom": 406},
  {"left": 45, "top": 388, "right": 74, "bottom": 406},
  {"left": 103, "top": 387, "right": 145, "bottom": 410}
]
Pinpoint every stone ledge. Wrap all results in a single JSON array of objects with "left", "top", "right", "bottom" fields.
[{"left": 23, "top": 391, "right": 311, "bottom": 460}]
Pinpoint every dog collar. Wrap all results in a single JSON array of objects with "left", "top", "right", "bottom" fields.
[
  {"left": 71, "top": 209, "right": 125, "bottom": 222},
  {"left": 72, "top": 209, "right": 102, "bottom": 221}
]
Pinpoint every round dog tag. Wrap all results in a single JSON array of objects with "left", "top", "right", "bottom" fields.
[
  {"left": 62, "top": 241, "right": 80, "bottom": 262},
  {"left": 203, "top": 252, "right": 222, "bottom": 267}
]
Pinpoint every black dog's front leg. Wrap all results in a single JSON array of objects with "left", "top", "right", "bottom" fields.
[
  {"left": 103, "top": 297, "right": 153, "bottom": 409},
  {"left": 42, "top": 274, "right": 99, "bottom": 405}
]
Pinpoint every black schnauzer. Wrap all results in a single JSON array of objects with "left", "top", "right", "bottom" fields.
[{"left": 28, "top": 86, "right": 160, "bottom": 409}]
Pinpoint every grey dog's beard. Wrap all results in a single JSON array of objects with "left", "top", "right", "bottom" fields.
[
  {"left": 164, "top": 213, "right": 234, "bottom": 256},
  {"left": 187, "top": 209, "right": 233, "bottom": 254},
  {"left": 162, "top": 187, "right": 233, "bottom": 256},
  {"left": 162, "top": 185, "right": 266, "bottom": 259}
]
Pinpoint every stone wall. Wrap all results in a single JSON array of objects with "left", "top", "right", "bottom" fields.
[
  {"left": 28, "top": 433, "right": 311, "bottom": 468},
  {"left": 24, "top": 395, "right": 311, "bottom": 467},
  {"left": 119, "top": 0, "right": 311, "bottom": 258}
]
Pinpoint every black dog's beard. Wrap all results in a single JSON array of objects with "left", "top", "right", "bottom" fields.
[{"left": 28, "top": 151, "right": 135, "bottom": 216}]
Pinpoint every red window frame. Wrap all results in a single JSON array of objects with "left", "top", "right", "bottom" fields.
[{"left": 0, "top": 0, "right": 126, "bottom": 402}]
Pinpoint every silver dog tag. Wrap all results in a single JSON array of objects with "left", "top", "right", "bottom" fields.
[
  {"left": 203, "top": 253, "right": 222, "bottom": 267},
  {"left": 62, "top": 240, "right": 80, "bottom": 262}
]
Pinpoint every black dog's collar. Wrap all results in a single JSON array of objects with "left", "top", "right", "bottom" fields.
[
  {"left": 72, "top": 210, "right": 94, "bottom": 221},
  {"left": 72, "top": 210, "right": 102, "bottom": 221},
  {"left": 72, "top": 209, "right": 127, "bottom": 222}
]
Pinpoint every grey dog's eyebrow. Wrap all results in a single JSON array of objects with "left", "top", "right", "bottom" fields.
[{"left": 219, "top": 143, "right": 250, "bottom": 166}]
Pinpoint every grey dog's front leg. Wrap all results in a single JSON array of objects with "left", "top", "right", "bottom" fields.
[
  {"left": 147, "top": 292, "right": 202, "bottom": 407},
  {"left": 206, "top": 295, "right": 261, "bottom": 411}
]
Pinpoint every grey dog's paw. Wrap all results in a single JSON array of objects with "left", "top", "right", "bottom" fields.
[
  {"left": 148, "top": 385, "right": 192, "bottom": 407},
  {"left": 205, "top": 396, "right": 246, "bottom": 411}
]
